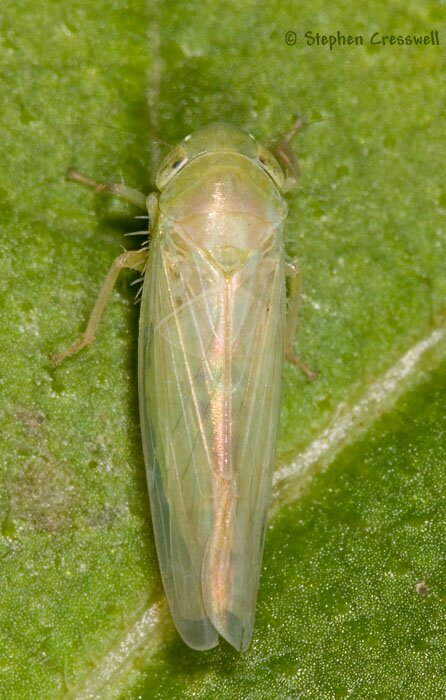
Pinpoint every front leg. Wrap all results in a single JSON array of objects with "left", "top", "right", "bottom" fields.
[
  {"left": 51, "top": 249, "right": 148, "bottom": 366},
  {"left": 272, "top": 116, "right": 306, "bottom": 193},
  {"left": 285, "top": 260, "right": 316, "bottom": 381},
  {"left": 66, "top": 170, "right": 148, "bottom": 210}
]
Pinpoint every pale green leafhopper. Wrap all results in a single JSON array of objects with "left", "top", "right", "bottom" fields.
[{"left": 52, "top": 122, "right": 310, "bottom": 651}]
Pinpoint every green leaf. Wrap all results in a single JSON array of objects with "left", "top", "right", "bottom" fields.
[{"left": 0, "top": 1, "right": 444, "bottom": 698}]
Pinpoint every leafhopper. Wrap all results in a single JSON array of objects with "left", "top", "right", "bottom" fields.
[{"left": 52, "top": 122, "right": 312, "bottom": 651}]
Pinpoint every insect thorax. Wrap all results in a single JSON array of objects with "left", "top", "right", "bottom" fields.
[{"left": 158, "top": 152, "right": 287, "bottom": 273}]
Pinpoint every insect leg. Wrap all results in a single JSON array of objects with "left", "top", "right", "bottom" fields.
[
  {"left": 285, "top": 260, "right": 316, "bottom": 380},
  {"left": 50, "top": 249, "right": 148, "bottom": 366},
  {"left": 66, "top": 170, "right": 147, "bottom": 210},
  {"left": 272, "top": 116, "right": 305, "bottom": 193}
]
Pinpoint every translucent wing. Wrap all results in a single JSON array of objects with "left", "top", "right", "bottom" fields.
[{"left": 138, "top": 219, "right": 285, "bottom": 651}]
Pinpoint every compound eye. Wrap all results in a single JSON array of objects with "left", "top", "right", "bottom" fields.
[
  {"left": 257, "top": 144, "right": 285, "bottom": 189},
  {"left": 156, "top": 145, "right": 188, "bottom": 190}
]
